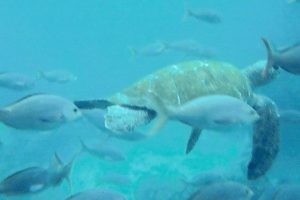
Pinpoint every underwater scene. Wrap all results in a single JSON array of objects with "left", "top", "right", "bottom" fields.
[{"left": 0, "top": 0, "right": 300, "bottom": 199}]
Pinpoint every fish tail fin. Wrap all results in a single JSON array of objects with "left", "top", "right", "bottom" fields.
[
  {"left": 63, "top": 152, "right": 79, "bottom": 193},
  {"left": 147, "top": 92, "right": 171, "bottom": 137},
  {"left": 261, "top": 37, "right": 276, "bottom": 78}
]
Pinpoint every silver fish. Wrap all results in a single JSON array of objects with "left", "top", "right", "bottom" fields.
[
  {"left": 0, "top": 153, "right": 74, "bottom": 196},
  {"left": 164, "top": 40, "right": 216, "bottom": 59},
  {"left": 0, "top": 72, "right": 36, "bottom": 91},
  {"left": 39, "top": 69, "right": 77, "bottom": 84},
  {"left": 65, "top": 188, "right": 127, "bottom": 200},
  {"left": 0, "top": 94, "right": 81, "bottom": 130},
  {"left": 150, "top": 94, "right": 259, "bottom": 154},
  {"left": 186, "top": 9, "right": 222, "bottom": 24},
  {"left": 262, "top": 38, "right": 300, "bottom": 76},
  {"left": 80, "top": 140, "right": 126, "bottom": 162},
  {"left": 150, "top": 94, "right": 259, "bottom": 134},
  {"left": 129, "top": 42, "right": 167, "bottom": 57},
  {"left": 188, "top": 181, "right": 253, "bottom": 200},
  {"left": 164, "top": 40, "right": 201, "bottom": 52}
]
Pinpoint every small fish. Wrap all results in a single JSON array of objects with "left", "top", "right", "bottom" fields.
[
  {"left": 129, "top": 42, "right": 167, "bottom": 57},
  {"left": 0, "top": 94, "right": 81, "bottom": 130},
  {"left": 262, "top": 38, "right": 300, "bottom": 76},
  {"left": 164, "top": 40, "right": 216, "bottom": 59},
  {"left": 39, "top": 69, "right": 77, "bottom": 84},
  {"left": 149, "top": 94, "right": 259, "bottom": 153},
  {"left": 80, "top": 139, "right": 126, "bottom": 162},
  {"left": 188, "top": 181, "right": 253, "bottom": 200},
  {"left": 65, "top": 188, "right": 127, "bottom": 200},
  {"left": 186, "top": 9, "right": 222, "bottom": 24},
  {"left": 164, "top": 40, "right": 201, "bottom": 52},
  {"left": 0, "top": 153, "right": 74, "bottom": 196},
  {"left": 0, "top": 72, "right": 36, "bottom": 91},
  {"left": 279, "top": 109, "right": 300, "bottom": 124}
]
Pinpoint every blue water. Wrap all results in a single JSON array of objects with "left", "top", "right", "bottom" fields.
[{"left": 0, "top": 0, "right": 300, "bottom": 199}]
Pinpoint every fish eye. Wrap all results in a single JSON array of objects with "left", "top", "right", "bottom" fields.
[{"left": 73, "top": 108, "right": 78, "bottom": 113}]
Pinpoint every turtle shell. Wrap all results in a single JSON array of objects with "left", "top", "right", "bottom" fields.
[{"left": 109, "top": 60, "right": 252, "bottom": 107}]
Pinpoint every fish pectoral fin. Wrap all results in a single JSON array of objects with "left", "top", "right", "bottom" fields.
[{"left": 185, "top": 128, "right": 202, "bottom": 154}]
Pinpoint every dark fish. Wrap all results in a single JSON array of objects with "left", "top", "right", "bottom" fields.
[
  {"left": 80, "top": 139, "right": 126, "bottom": 162},
  {"left": 262, "top": 38, "right": 300, "bottom": 76},
  {"left": 186, "top": 9, "right": 222, "bottom": 24},
  {"left": 0, "top": 153, "right": 74, "bottom": 196},
  {"left": 0, "top": 94, "right": 81, "bottom": 130},
  {"left": 65, "top": 188, "right": 126, "bottom": 200}
]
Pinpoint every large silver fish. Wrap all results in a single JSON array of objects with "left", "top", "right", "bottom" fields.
[
  {"left": 0, "top": 94, "right": 81, "bottom": 130},
  {"left": 150, "top": 94, "right": 259, "bottom": 134},
  {"left": 262, "top": 38, "right": 300, "bottom": 76},
  {"left": 0, "top": 72, "right": 36, "bottom": 91},
  {"left": 150, "top": 94, "right": 259, "bottom": 154},
  {"left": 0, "top": 153, "right": 74, "bottom": 196},
  {"left": 39, "top": 69, "right": 77, "bottom": 84},
  {"left": 65, "top": 188, "right": 126, "bottom": 200}
]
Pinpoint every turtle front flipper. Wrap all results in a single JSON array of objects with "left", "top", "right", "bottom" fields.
[{"left": 247, "top": 95, "right": 280, "bottom": 180}]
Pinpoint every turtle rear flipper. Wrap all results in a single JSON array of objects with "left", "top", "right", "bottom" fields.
[{"left": 247, "top": 95, "right": 280, "bottom": 180}]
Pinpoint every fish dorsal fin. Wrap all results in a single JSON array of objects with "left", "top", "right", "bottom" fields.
[
  {"left": 186, "top": 128, "right": 202, "bottom": 154},
  {"left": 4, "top": 93, "right": 45, "bottom": 108}
]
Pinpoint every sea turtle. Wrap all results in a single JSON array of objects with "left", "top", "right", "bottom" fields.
[{"left": 75, "top": 60, "right": 280, "bottom": 180}]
